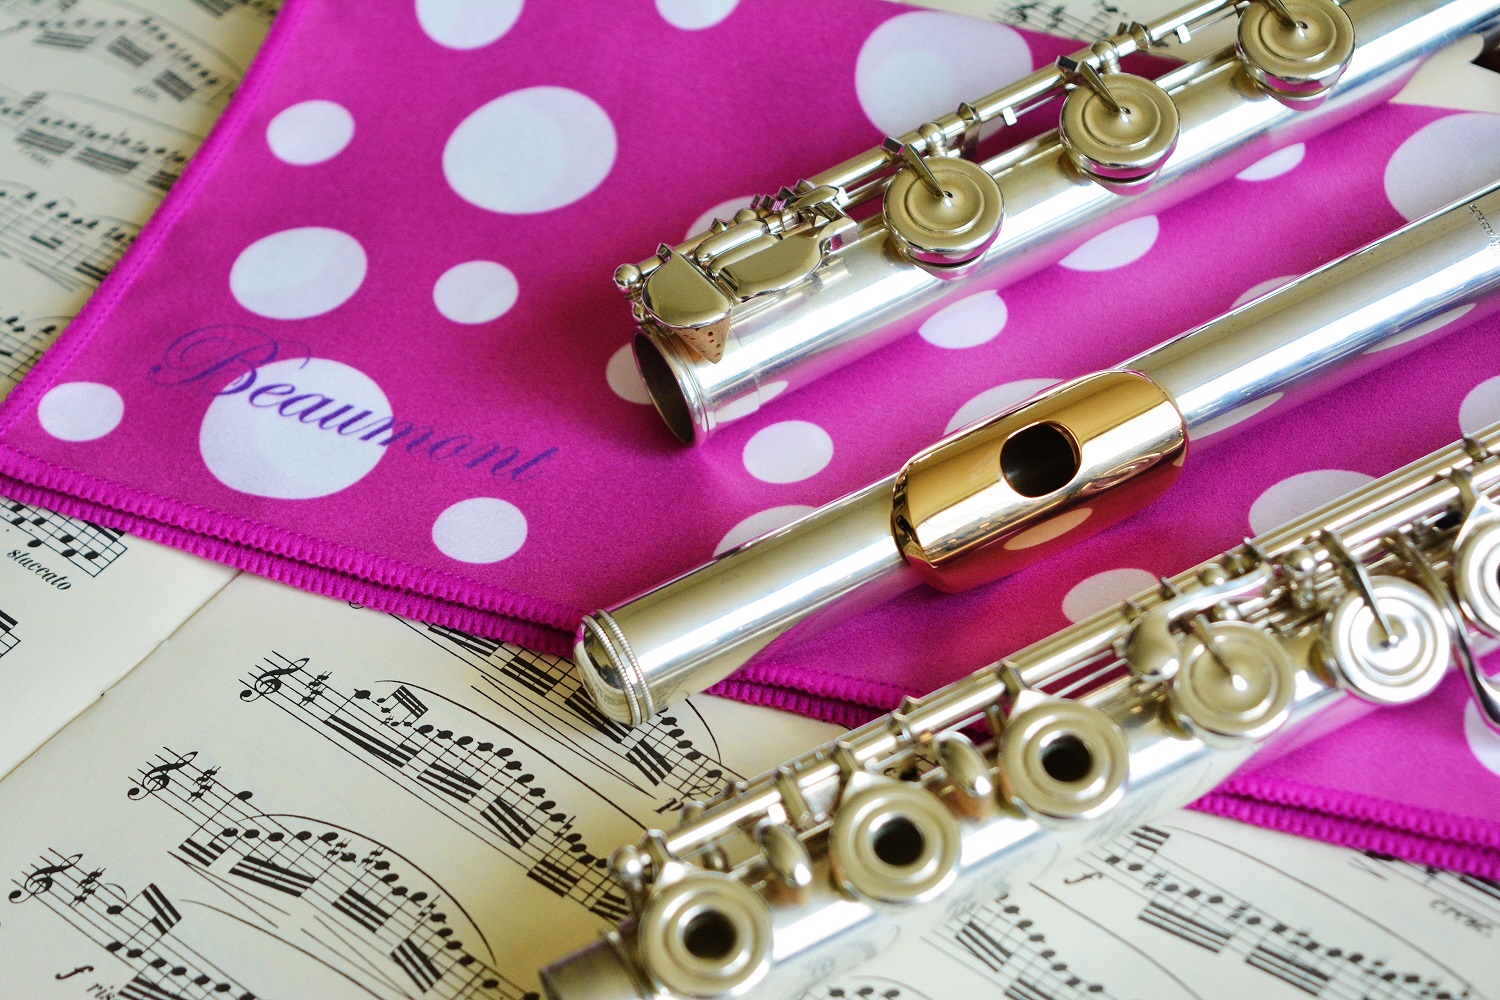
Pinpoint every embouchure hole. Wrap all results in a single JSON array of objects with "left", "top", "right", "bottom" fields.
[
  {"left": 1040, "top": 733, "right": 1094, "bottom": 784},
  {"left": 682, "top": 909, "right": 738, "bottom": 962},
  {"left": 871, "top": 815, "right": 926, "bottom": 868},
  {"left": 1000, "top": 422, "right": 1079, "bottom": 498}
]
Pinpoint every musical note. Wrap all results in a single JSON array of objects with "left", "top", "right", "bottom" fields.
[
  {"left": 935, "top": 891, "right": 1128, "bottom": 998},
  {"left": 7, "top": 851, "right": 80, "bottom": 902},
  {"left": 0, "top": 606, "right": 17, "bottom": 658},
  {"left": 3, "top": 495, "right": 128, "bottom": 574},
  {"left": 126, "top": 749, "right": 197, "bottom": 799},
  {"left": 989, "top": 0, "right": 1126, "bottom": 39},
  {"left": 239, "top": 654, "right": 306, "bottom": 701},
  {"left": 800, "top": 979, "right": 935, "bottom": 1000},
  {"left": 0, "top": 181, "right": 137, "bottom": 291},
  {"left": 0, "top": 309, "right": 66, "bottom": 385}
]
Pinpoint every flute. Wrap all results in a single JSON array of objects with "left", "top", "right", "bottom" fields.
[
  {"left": 577, "top": 181, "right": 1500, "bottom": 727},
  {"left": 543, "top": 418, "right": 1500, "bottom": 1000},
  {"left": 618, "top": 0, "right": 1500, "bottom": 444}
]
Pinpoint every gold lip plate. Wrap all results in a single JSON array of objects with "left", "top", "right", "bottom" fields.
[{"left": 891, "top": 370, "right": 1187, "bottom": 593}]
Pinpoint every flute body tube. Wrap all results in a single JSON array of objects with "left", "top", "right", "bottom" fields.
[
  {"left": 544, "top": 422, "right": 1500, "bottom": 1000},
  {"left": 577, "top": 183, "right": 1500, "bottom": 726},
  {"left": 622, "top": 0, "right": 1500, "bottom": 444}
]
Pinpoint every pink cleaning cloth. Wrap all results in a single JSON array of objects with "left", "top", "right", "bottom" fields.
[{"left": 2, "top": 0, "right": 1499, "bottom": 877}]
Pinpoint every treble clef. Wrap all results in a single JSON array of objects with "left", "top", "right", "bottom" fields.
[
  {"left": 128, "top": 752, "right": 197, "bottom": 799},
  {"left": 240, "top": 657, "right": 308, "bottom": 701},
  {"left": 8, "top": 854, "right": 82, "bottom": 902}
]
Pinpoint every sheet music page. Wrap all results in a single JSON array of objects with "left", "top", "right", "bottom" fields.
[{"left": 0, "top": 0, "right": 277, "bottom": 401}]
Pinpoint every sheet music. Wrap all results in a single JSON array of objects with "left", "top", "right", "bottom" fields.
[{"left": 0, "top": 0, "right": 276, "bottom": 400}]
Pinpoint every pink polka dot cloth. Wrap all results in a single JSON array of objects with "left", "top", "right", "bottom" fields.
[{"left": 2, "top": 0, "right": 1500, "bottom": 875}]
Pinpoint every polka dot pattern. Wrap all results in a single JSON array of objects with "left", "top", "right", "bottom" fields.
[
  {"left": 230, "top": 227, "right": 367, "bottom": 319},
  {"left": 1235, "top": 144, "right": 1304, "bottom": 181},
  {"left": 657, "top": 0, "right": 738, "bottom": 30},
  {"left": 919, "top": 291, "right": 1007, "bottom": 349},
  {"left": 607, "top": 344, "right": 651, "bottom": 405},
  {"left": 1248, "top": 470, "right": 1375, "bottom": 536},
  {"left": 715, "top": 504, "right": 815, "bottom": 555},
  {"left": 1062, "top": 568, "right": 1157, "bottom": 623},
  {"left": 947, "top": 378, "right": 1057, "bottom": 434},
  {"left": 432, "top": 497, "right": 528, "bottom": 562},
  {"left": 432, "top": 261, "right": 518, "bottom": 324},
  {"left": 1461, "top": 375, "right": 1500, "bottom": 435},
  {"left": 267, "top": 100, "right": 354, "bottom": 164},
  {"left": 1057, "top": 216, "right": 1159, "bottom": 271},
  {"left": 742, "top": 421, "right": 833, "bottom": 484},
  {"left": 1385, "top": 113, "right": 1500, "bottom": 221},
  {"left": 416, "top": 0, "right": 523, "bottom": 49},
  {"left": 37, "top": 382, "right": 123, "bottom": 442}
]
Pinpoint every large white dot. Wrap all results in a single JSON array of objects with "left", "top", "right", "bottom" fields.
[
  {"left": 715, "top": 505, "right": 815, "bottom": 555},
  {"left": 1364, "top": 303, "right": 1476, "bottom": 355},
  {"left": 266, "top": 100, "right": 354, "bottom": 165},
  {"left": 946, "top": 378, "right": 1058, "bottom": 433},
  {"left": 656, "top": 0, "right": 737, "bottom": 30},
  {"left": 37, "top": 382, "right": 123, "bottom": 441},
  {"left": 444, "top": 87, "right": 615, "bottom": 214},
  {"left": 1058, "top": 216, "right": 1159, "bottom": 272},
  {"left": 1385, "top": 113, "right": 1500, "bottom": 221},
  {"left": 687, "top": 195, "right": 755, "bottom": 241},
  {"left": 715, "top": 380, "right": 787, "bottom": 424},
  {"left": 416, "top": 0, "right": 522, "bottom": 49},
  {"left": 1248, "top": 470, "right": 1374, "bottom": 536},
  {"left": 432, "top": 497, "right": 527, "bottom": 563},
  {"left": 1233, "top": 275, "right": 1296, "bottom": 308},
  {"left": 607, "top": 344, "right": 651, "bottom": 405},
  {"left": 230, "top": 227, "right": 367, "bottom": 320},
  {"left": 433, "top": 260, "right": 518, "bottom": 324},
  {"left": 1062, "top": 568, "right": 1157, "bottom": 623},
  {"left": 856, "top": 13, "right": 1031, "bottom": 136},
  {"left": 200, "top": 358, "right": 389, "bottom": 499},
  {"left": 1464, "top": 700, "right": 1500, "bottom": 779},
  {"left": 1235, "top": 143, "right": 1305, "bottom": 182},
  {"left": 919, "top": 291, "right": 1007, "bottom": 349},
  {"left": 742, "top": 420, "right": 833, "bottom": 484},
  {"left": 1461, "top": 375, "right": 1500, "bottom": 435}
]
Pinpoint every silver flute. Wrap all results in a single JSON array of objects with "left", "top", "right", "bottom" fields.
[
  {"left": 618, "top": 0, "right": 1500, "bottom": 444},
  {"left": 577, "top": 181, "right": 1500, "bottom": 727},
  {"left": 543, "top": 420, "right": 1500, "bottom": 1000}
]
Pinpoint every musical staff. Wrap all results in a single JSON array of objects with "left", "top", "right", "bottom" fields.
[
  {"left": 183, "top": 0, "right": 280, "bottom": 23},
  {"left": 5, "top": 495, "right": 127, "bottom": 573},
  {"left": 8, "top": 848, "right": 267, "bottom": 1000},
  {"left": 0, "top": 607, "right": 17, "bottom": 657},
  {"left": 407, "top": 622, "right": 739, "bottom": 803},
  {"left": 0, "top": 181, "right": 136, "bottom": 290},
  {"left": 239, "top": 652, "right": 635, "bottom": 923},
  {"left": 800, "top": 979, "right": 935, "bottom": 1000},
  {"left": 0, "top": 308, "right": 66, "bottom": 383},
  {"left": 981, "top": 0, "right": 1126, "bottom": 45},
  {"left": 128, "top": 747, "right": 541, "bottom": 1000}
]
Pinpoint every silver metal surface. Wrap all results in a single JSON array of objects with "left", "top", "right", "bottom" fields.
[
  {"left": 577, "top": 183, "right": 1500, "bottom": 726},
  {"left": 542, "top": 423, "right": 1500, "bottom": 1000},
  {"left": 626, "top": 0, "right": 1500, "bottom": 443}
]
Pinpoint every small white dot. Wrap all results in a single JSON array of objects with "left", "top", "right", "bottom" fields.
[
  {"left": 1193, "top": 394, "right": 1282, "bottom": 440},
  {"left": 230, "top": 227, "right": 367, "bottom": 320},
  {"left": 1464, "top": 700, "right": 1500, "bottom": 779},
  {"left": 266, "top": 100, "right": 354, "bottom": 165},
  {"left": 1233, "top": 275, "right": 1296, "bottom": 308},
  {"left": 856, "top": 12, "right": 1031, "bottom": 136},
  {"left": 1363, "top": 303, "right": 1476, "bottom": 355},
  {"left": 1461, "top": 375, "right": 1500, "bottom": 435},
  {"left": 947, "top": 378, "right": 1057, "bottom": 434},
  {"left": 37, "top": 382, "right": 123, "bottom": 441},
  {"left": 607, "top": 344, "right": 651, "bottom": 405},
  {"left": 432, "top": 261, "right": 518, "bottom": 324},
  {"left": 715, "top": 381, "right": 788, "bottom": 424},
  {"left": 416, "top": 0, "right": 522, "bottom": 49},
  {"left": 1249, "top": 470, "right": 1373, "bottom": 536},
  {"left": 1235, "top": 144, "right": 1305, "bottom": 182},
  {"left": 742, "top": 420, "right": 833, "bottom": 484},
  {"left": 1062, "top": 568, "right": 1157, "bottom": 623},
  {"left": 715, "top": 505, "right": 815, "bottom": 555},
  {"left": 656, "top": 0, "right": 738, "bottom": 30},
  {"left": 919, "top": 291, "right": 1007, "bottom": 349},
  {"left": 1058, "top": 216, "right": 1159, "bottom": 272},
  {"left": 687, "top": 195, "right": 755, "bottom": 241},
  {"left": 433, "top": 498, "right": 527, "bottom": 563},
  {"left": 1385, "top": 112, "right": 1500, "bottom": 221}
]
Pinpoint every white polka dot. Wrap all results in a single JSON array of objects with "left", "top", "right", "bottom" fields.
[
  {"left": 715, "top": 504, "right": 815, "bottom": 555},
  {"left": 946, "top": 378, "right": 1058, "bottom": 433},
  {"left": 200, "top": 358, "right": 389, "bottom": 499},
  {"left": 1003, "top": 507, "right": 1091, "bottom": 550},
  {"left": 687, "top": 195, "right": 755, "bottom": 241},
  {"left": 856, "top": 13, "right": 1031, "bottom": 137},
  {"left": 1385, "top": 112, "right": 1500, "bottom": 221},
  {"left": 656, "top": 0, "right": 737, "bottom": 30},
  {"left": 1461, "top": 375, "right": 1500, "bottom": 435},
  {"left": 607, "top": 344, "right": 651, "bottom": 405},
  {"left": 1464, "top": 700, "right": 1500, "bottom": 779},
  {"left": 1058, "top": 217, "right": 1159, "bottom": 272},
  {"left": 1062, "top": 568, "right": 1157, "bottom": 623},
  {"left": 742, "top": 420, "right": 833, "bottom": 484},
  {"left": 716, "top": 380, "right": 788, "bottom": 424},
  {"left": 266, "top": 100, "right": 354, "bottom": 165},
  {"left": 444, "top": 87, "right": 615, "bottom": 214},
  {"left": 919, "top": 291, "right": 1008, "bottom": 349},
  {"left": 415, "top": 0, "right": 522, "bottom": 49},
  {"left": 230, "top": 227, "right": 367, "bottom": 320},
  {"left": 1233, "top": 275, "right": 1296, "bottom": 308},
  {"left": 37, "top": 382, "right": 123, "bottom": 441},
  {"left": 1248, "top": 470, "right": 1374, "bottom": 536},
  {"left": 432, "top": 261, "right": 518, "bottom": 324},
  {"left": 1193, "top": 393, "right": 1282, "bottom": 439},
  {"left": 1235, "top": 143, "right": 1305, "bottom": 182},
  {"left": 1363, "top": 303, "right": 1475, "bottom": 355},
  {"left": 432, "top": 497, "right": 527, "bottom": 563}
]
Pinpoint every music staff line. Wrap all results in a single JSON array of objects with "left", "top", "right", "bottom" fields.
[
  {"left": 0, "top": 180, "right": 137, "bottom": 291},
  {"left": 5, "top": 495, "right": 127, "bottom": 574},
  {"left": 0, "top": 309, "right": 67, "bottom": 384},
  {"left": 0, "top": 606, "right": 18, "bottom": 658}
]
